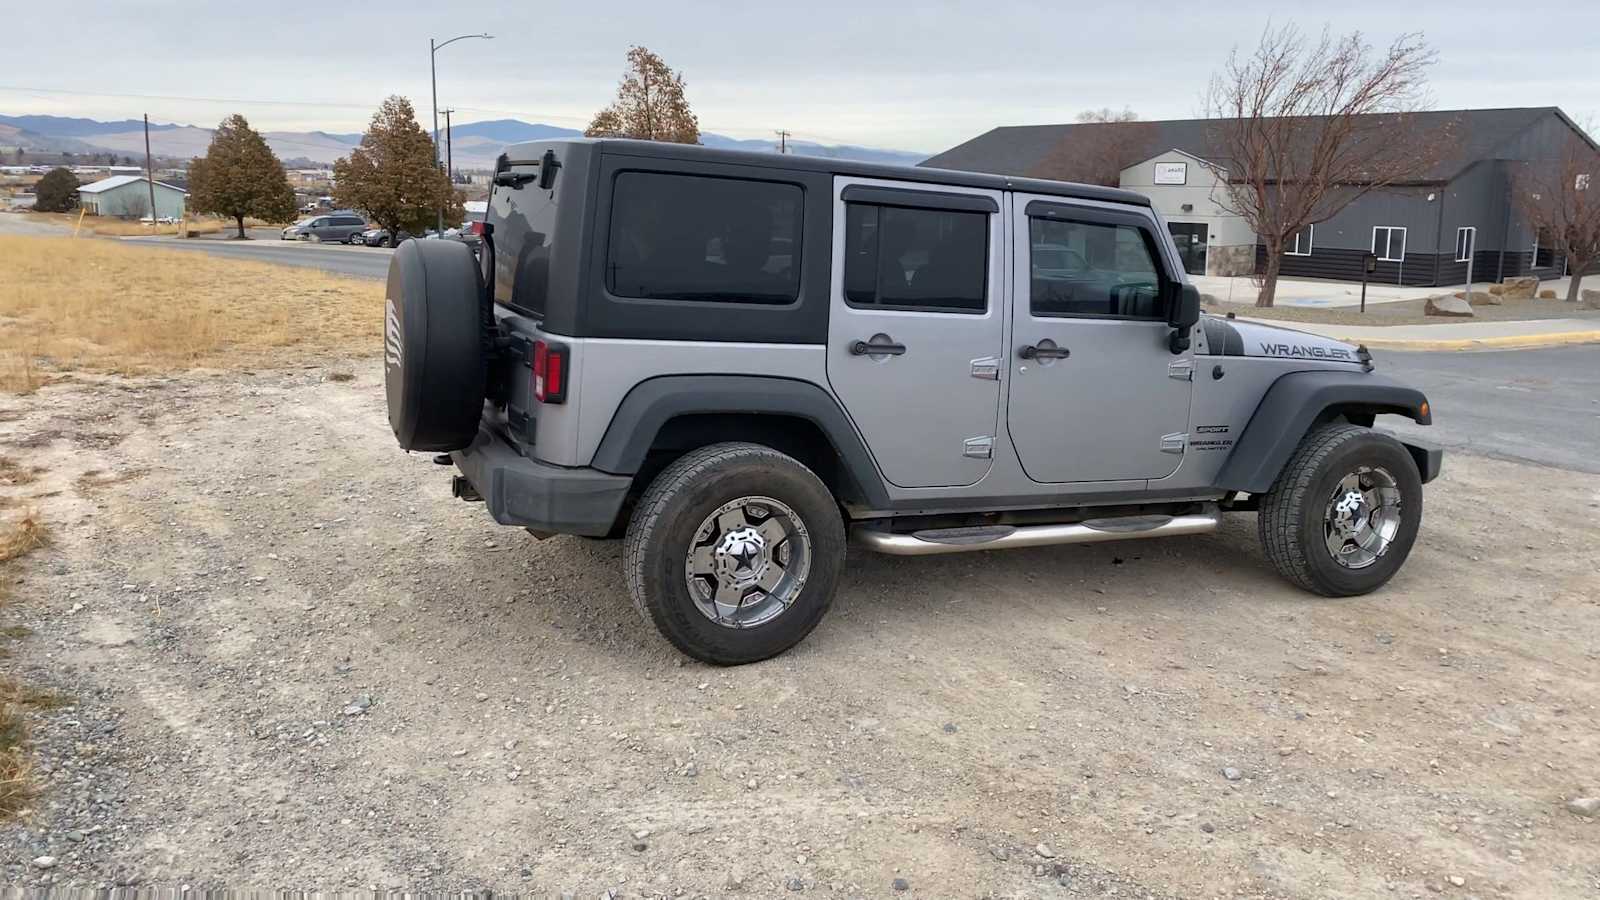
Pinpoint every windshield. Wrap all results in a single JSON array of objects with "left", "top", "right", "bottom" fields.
[{"left": 293, "top": 217, "right": 317, "bottom": 227}]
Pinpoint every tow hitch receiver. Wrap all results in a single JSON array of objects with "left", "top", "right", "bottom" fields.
[{"left": 452, "top": 476, "right": 483, "bottom": 502}]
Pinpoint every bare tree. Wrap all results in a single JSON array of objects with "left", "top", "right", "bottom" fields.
[
  {"left": 1030, "top": 108, "right": 1153, "bottom": 188},
  {"left": 1513, "top": 122, "right": 1600, "bottom": 304},
  {"left": 1204, "top": 25, "right": 1445, "bottom": 307}
]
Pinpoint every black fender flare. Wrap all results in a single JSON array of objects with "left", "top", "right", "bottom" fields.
[
  {"left": 1215, "top": 370, "right": 1434, "bottom": 494},
  {"left": 589, "top": 375, "right": 891, "bottom": 507}
]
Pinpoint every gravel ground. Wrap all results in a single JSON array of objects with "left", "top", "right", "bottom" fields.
[
  {"left": 1214, "top": 292, "right": 1600, "bottom": 326},
  {"left": 1, "top": 365, "right": 1598, "bottom": 897}
]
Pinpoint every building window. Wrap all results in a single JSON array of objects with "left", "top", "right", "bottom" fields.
[
  {"left": 1533, "top": 227, "right": 1555, "bottom": 268},
  {"left": 1286, "top": 224, "right": 1313, "bottom": 256},
  {"left": 1454, "top": 226, "right": 1475, "bottom": 263},
  {"left": 1372, "top": 226, "right": 1406, "bottom": 262},
  {"left": 844, "top": 203, "right": 988, "bottom": 313},
  {"left": 605, "top": 171, "right": 802, "bottom": 305}
]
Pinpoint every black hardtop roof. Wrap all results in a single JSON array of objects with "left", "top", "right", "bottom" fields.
[{"left": 502, "top": 137, "right": 1153, "bottom": 208}]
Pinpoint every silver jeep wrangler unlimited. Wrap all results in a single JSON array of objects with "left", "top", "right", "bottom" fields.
[{"left": 384, "top": 139, "right": 1441, "bottom": 665}]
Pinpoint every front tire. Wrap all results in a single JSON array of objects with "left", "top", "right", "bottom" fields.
[
  {"left": 1258, "top": 424, "right": 1423, "bottom": 596},
  {"left": 624, "top": 443, "right": 845, "bottom": 665}
]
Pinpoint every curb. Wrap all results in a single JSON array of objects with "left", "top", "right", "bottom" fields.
[{"left": 1331, "top": 330, "right": 1600, "bottom": 352}]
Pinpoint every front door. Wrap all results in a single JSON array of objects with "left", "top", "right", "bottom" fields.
[
  {"left": 1167, "top": 222, "right": 1208, "bottom": 275},
  {"left": 825, "top": 178, "right": 1006, "bottom": 488},
  {"left": 1007, "top": 196, "right": 1194, "bottom": 483}
]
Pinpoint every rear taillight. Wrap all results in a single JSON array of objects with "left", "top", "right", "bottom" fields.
[
  {"left": 531, "top": 339, "right": 567, "bottom": 404},
  {"left": 465, "top": 221, "right": 485, "bottom": 236}
]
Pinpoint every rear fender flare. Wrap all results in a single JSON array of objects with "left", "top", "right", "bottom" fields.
[
  {"left": 1215, "top": 370, "right": 1433, "bottom": 494},
  {"left": 590, "top": 375, "right": 891, "bottom": 508}
]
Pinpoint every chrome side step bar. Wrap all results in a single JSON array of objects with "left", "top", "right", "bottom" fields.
[{"left": 853, "top": 505, "right": 1220, "bottom": 556}]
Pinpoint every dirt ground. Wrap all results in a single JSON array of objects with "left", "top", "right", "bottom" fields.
[{"left": 1, "top": 366, "right": 1597, "bottom": 898}]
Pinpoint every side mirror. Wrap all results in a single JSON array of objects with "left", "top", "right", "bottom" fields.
[{"left": 1168, "top": 283, "right": 1200, "bottom": 354}]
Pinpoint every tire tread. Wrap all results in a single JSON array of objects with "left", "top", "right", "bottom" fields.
[
  {"left": 1258, "top": 423, "right": 1373, "bottom": 595},
  {"left": 622, "top": 442, "right": 841, "bottom": 663}
]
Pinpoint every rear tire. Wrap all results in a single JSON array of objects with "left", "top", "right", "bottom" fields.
[
  {"left": 624, "top": 443, "right": 845, "bottom": 665},
  {"left": 1258, "top": 424, "right": 1423, "bottom": 596}
]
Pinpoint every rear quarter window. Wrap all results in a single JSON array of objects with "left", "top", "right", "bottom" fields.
[{"left": 605, "top": 172, "right": 802, "bottom": 305}]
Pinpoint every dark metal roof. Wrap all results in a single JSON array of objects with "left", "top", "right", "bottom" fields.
[
  {"left": 503, "top": 137, "right": 1152, "bottom": 207},
  {"left": 922, "top": 107, "right": 1584, "bottom": 185}
]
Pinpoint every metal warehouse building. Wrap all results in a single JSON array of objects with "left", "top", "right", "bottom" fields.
[
  {"left": 924, "top": 107, "right": 1596, "bottom": 287},
  {"left": 76, "top": 174, "right": 188, "bottom": 220}
]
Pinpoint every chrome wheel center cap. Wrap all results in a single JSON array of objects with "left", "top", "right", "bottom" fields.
[
  {"left": 714, "top": 527, "right": 767, "bottom": 587},
  {"left": 1332, "top": 490, "right": 1367, "bottom": 537}
]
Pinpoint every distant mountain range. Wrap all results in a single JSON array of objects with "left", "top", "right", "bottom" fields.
[{"left": 0, "top": 114, "right": 926, "bottom": 169}]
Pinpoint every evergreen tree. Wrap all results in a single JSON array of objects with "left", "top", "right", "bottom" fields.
[
  {"left": 33, "top": 167, "right": 79, "bottom": 213},
  {"left": 188, "top": 114, "right": 297, "bottom": 238},
  {"left": 333, "top": 96, "right": 462, "bottom": 242}
]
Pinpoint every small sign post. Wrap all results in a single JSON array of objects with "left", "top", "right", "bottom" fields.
[{"left": 1361, "top": 253, "right": 1377, "bottom": 314}]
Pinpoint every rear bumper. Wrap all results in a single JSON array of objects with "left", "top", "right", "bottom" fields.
[{"left": 450, "top": 426, "right": 631, "bottom": 537}]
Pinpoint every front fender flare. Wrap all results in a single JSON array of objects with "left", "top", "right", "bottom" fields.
[{"left": 1215, "top": 370, "right": 1432, "bottom": 494}]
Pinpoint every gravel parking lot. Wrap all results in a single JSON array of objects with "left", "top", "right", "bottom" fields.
[{"left": 2, "top": 365, "right": 1598, "bottom": 897}]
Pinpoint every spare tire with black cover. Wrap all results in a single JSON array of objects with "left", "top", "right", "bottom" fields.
[{"left": 384, "top": 238, "right": 489, "bottom": 451}]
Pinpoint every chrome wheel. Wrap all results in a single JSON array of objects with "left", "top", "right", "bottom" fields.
[
  {"left": 1323, "top": 465, "right": 1402, "bottom": 569},
  {"left": 684, "top": 496, "right": 811, "bottom": 629}
]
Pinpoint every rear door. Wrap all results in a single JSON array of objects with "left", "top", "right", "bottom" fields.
[
  {"left": 825, "top": 178, "right": 1006, "bottom": 488},
  {"left": 1006, "top": 196, "right": 1193, "bottom": 483}
]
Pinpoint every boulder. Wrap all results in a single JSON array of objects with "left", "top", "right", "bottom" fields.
[
  {"left": 1583, "top": 288, "right": 1600, "bottom": 309},
  {"left": 1487, "top": 284, "right": 1505, "bottom": 295},
  {"left": 1500, "top": 276, "right": 1539, "bottom": 299},
  {"left": 1453, "top": 291, "right": 1500, "bottom": 306},
  {"left": 1425, "top": 295, "right": 1476, "bottom": 317},
  {"left": 1538, "top": 289, "right": 1557, "bottom": 299}
]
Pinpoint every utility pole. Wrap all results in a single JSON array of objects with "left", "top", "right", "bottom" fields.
[
  {"left": 143, "top": 114, "right": 158, "bottom": 226},
  {"left": 774, "top": 129, "right": 791, "bottom": 154},
  {"left": 443, "top": 108, "right": 455, "bottom": 184}
]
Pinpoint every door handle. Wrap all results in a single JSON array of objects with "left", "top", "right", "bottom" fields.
[
  {"left": 850, "top": 339, "right": 906, "bottom": 356},
  {"left": 1018, "top": 343, "right": 1070, "bottom": 360}
]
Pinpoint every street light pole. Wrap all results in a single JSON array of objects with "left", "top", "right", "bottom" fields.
[{"left": 430, "top": 32, "right": 492, "bottom": 233}]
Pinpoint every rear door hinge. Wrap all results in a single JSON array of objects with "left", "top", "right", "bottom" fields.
[
  {"left": 1168, "top": 357, "right": 1195, "bottom": 381},
  {"left": 963, "top": 435, "right": 994, "bottom": 459},
  {"left": 1160, "top": 432, "right": 1188, "bottom": 454}
]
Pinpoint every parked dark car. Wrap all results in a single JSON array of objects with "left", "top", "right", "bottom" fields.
[{"left": 281, "top": 212, "right": 366, "bottom": 243}]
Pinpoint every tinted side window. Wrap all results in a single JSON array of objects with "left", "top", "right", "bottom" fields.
[
  {"left": 335, "top": 216, "right": 363, "bottom": 226},
  {"left": 606, "top": 172, "right": 801, "bottom": 305},
  {"left": 1028, "top": 217, "right": 1165, "bottom": 319},
  {"left": 843, "top": 204, "right": 987, "bottom": 313}
]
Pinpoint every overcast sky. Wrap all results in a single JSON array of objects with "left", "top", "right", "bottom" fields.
[{"left": 5, "top": 1, "right": 1597, "bottom": 153}]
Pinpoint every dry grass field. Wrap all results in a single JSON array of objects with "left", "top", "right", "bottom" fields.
[
  {"left": 0, "top": 508, "right": 51, "bottom": 821},
  {"left": 18, "top": 212, "right": 228, "bottom": 237},
  {"left": 0, "top": 235, "right": 384, "bottom": 391}
]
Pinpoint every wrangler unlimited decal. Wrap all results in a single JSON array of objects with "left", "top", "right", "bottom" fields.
[{"left": 1258, "top": 342, "right": 1353, "bottom": 360}]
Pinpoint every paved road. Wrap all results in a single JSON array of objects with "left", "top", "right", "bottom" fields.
[
  {"left": 121, "top": 234, "right": 394, "bottom": 279},
  {"left": 0, "top": 211, "right": 69, "bottom": 236},
  {"left": 1377, "top": 344, "right": 1600, "bottom": 473}
]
